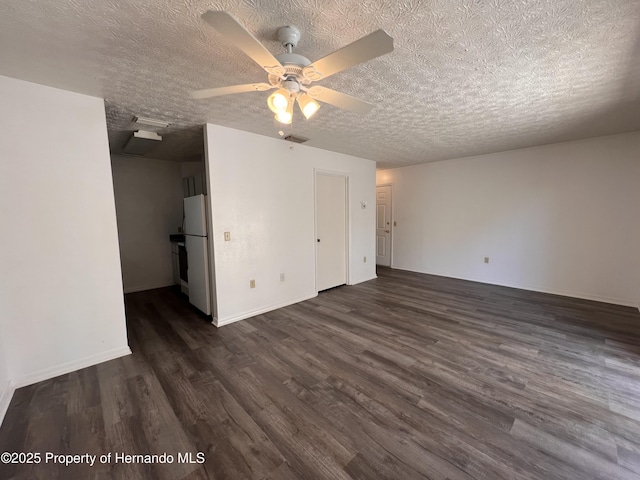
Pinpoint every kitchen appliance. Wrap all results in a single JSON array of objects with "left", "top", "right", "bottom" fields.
[{"left": 183, "top": 194, "right": 211, "bottom": 315}]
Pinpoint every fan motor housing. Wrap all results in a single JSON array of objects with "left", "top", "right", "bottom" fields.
[
  {"left": 273, "top": 53, "right": 311, "bottom": 85},
  {"left": 275, "top": 52, "right": 311, "bottom": 68}
]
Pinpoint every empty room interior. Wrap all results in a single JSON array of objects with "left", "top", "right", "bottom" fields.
[{"left": 1, "top": 1, "right": 640, "bottom": 479}]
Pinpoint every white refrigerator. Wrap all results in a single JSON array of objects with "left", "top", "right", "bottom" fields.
[{"left": 184, "top": 194, "right": 211, "bottom": 315}]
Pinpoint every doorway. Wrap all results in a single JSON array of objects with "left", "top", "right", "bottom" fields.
[
  {"left": 376, "top": 185, "right": 392, "bottom": 267},
  {"left": 315, "top": 172, "right": 348, "bottom": 292}
]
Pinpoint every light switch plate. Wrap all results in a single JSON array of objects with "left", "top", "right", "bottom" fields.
[{"left": 224, "top": 231, "right": 231, "bottom": 241}]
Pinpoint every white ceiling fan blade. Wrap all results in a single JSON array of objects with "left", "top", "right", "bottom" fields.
[
  {"left": 202, "top": 11, "right": 285, "bottom": 76},
  {"left": 303, "top": 30, "right": 393, "bottom": 81},
  {"left": 191, "top": 83, "right": 274, "bottom": 99},
  {"left": 307, "top": 86, "right": 374, "bottom": 114}
]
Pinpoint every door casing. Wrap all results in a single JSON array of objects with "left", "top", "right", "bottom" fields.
[{"left": 376, "top": 184, "right": 393, "bottom": 267}]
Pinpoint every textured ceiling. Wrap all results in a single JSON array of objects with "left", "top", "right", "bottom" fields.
[{"left": 1, "top": 0, "right": 639, "bottom": 168}]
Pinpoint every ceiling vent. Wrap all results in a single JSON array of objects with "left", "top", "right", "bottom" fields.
[
  {"left": 283, "top": 134, "right": 308, "bottom": 144},
  {"left": 122, "top": 130, "right": 162, "bottom": 156},
  {"left": 133, "top": 116, "right": 170, "bottom": 128}
]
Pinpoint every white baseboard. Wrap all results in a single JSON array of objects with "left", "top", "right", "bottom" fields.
[
  {"left": 215, "top": 293, "right": 318, "bottom": 327},
  {"left": 391, "top": 265, "right": 638, "bottom": 308},
  {"left": 0, "top": 379, "right": 16, "bottom": 427},
  {"left": 13, "top": 346, "right": 132, "bottom": 389},
  {"left": 124, "top": 281, "right": 176, "bottom": 294},
  {"left": 349, "top": 274, "right": 378, "bottom": 285}
]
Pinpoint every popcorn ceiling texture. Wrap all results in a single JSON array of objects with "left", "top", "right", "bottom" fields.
[{"left": 0, "top": 0, "right": 639, "bottom": 167}]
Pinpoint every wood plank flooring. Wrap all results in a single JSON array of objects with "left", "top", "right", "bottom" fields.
[{"left": 2, "top": 267, "right": 640, "bottom": 479}]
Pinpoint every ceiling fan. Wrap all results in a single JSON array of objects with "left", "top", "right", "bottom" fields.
[{"left": 192, "top": 11, "right": 394, "bottom": 125}]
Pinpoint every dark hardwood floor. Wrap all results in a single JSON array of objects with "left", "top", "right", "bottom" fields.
[{"left": 2, "top": 267, "right": 640, "bottom": 479}]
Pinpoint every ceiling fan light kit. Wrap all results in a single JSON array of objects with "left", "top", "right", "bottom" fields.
[
  {"left": 193, "top": 11, "right": 394, "bottom": 127},
  {"left": 297, "top": 93, "right": 320, "bottom": 120},
  {"left": 275, "top": 98, "right": 294, "bottom": 125},
  {"left": 267, "top": 88, "right": 289, "bottom": 113}
]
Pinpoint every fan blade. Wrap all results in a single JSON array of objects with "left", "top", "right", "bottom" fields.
[
  {"left": 202, "top": 11, "right": 285, "bottom": 76},
  {"left": 191, "top": 83, "right": 274, "bottom": 99},
  {"left": 303, "top": 30, "right": 393, "bottom": 81},
  {"left": 307, "top": 86, "right": 374, "bottom": 114}
]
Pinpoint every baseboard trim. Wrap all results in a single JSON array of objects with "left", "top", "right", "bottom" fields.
[
  {"left": 124, "top": 282, "right": 176, "bottom": 294},
  {"left": 13, "top": 346, "right": 132, "bottom": 389},
  {"left": 349, "top": 274, "right": 378, "bottom": 285},
  {"left": 0, "top": 379, "right": 16, "bottom": 427},
  {"left": 215, "top": 293, "right": 318, "bottom": 327},
  {"left": 391, "top": 265, "right": 638, "bottom": 308}
]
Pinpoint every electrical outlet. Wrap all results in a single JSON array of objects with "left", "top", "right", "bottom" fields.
[
  {"left": 280, "top": 273, "right": 285, "bottom": 282},
  {"left": 484, "top": 257, "right": 489, "bottom": 264},
  {"left": 250, "top": 279, "right": 255, "bottom": 288},
  {"left": 224, "top": 231, "right": 231, "bottom": 241},
  {"left": 363, "top": 256, "right": 367, "bottom": 263}
]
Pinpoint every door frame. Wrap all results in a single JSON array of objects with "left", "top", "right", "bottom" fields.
[
  {"left": 314, "top": 169, "right": 351, "bottom": 292},
  {"left": 376, "top": 183, "right": 393, "bottom": 268}
]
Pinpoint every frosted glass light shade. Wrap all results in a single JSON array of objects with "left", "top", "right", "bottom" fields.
[
  {"left": 275, "top": 111, "right": 292, "bottom": 124},
  {"left": 267, "top": 89, "right": 290, "bottom": 113},
  {"left": 297, "top": 94, "right": 321, "bottom": 119},
  {"left": 275, "top": 98, "right": 294, "bottom": 124}
]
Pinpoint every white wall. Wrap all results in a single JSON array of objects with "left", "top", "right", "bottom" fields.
[
  {"left": 0, "top": 75, "right": 130, "bottom": 402},
  {"left": 205, "top": 124, "right": 377, "bottom": 326},
  {"left": 377, "top": 132, "right": 640, "bottom": 307},
  {"left": 0, "top": 324, "right": 11, "bottom": 424},
  {"left": 181, "top": 159, "right": 205, "bottom": 179},
  {"left": 111, "top": 155, "right": 183, "bottom": 293}
]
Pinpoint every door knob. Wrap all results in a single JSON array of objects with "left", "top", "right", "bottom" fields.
[
  {"left": 385, "top": 229, "right": 390, "bottom": 233},
  {"left": 317, "top": 239, "right": 320, "bottom": 242}
]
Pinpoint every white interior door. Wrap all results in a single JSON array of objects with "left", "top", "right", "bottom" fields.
[
  {"left": 316, "top": 173, "right": 347, "bottom": 291},
  {"left": 376, "top": 185, "right": 392, "bottom": 266}
]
